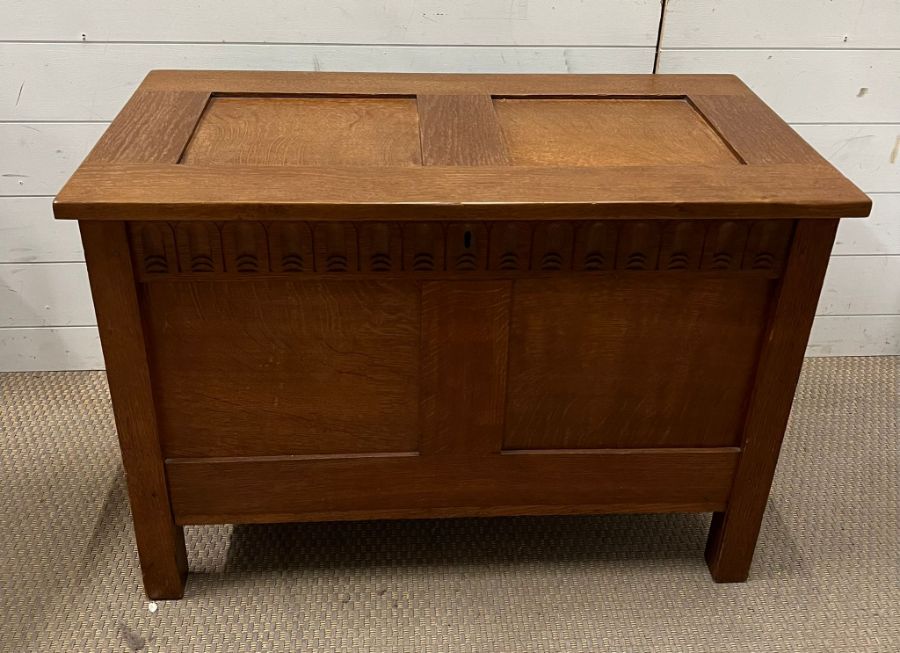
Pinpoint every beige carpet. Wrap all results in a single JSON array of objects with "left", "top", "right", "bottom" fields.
[{"left": 0, "top": 357, "right": 897, "bottom": 652}]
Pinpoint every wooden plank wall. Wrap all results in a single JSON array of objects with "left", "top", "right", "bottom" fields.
[
  {"left": 659, "top": 0, "right": 900, "bottom": 356},
  {"left": 1, "top": 0, "right": 897, "bottom": 369},
  {"left": 0, "top": 1, "right": 657, "bottom": 371}
]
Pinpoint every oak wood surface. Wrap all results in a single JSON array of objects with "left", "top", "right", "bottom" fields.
[
  {"left": 128, "top": 219, "right": 795, "bottom": 279},
  {"left": 417, "top": 95, "right": 509, "bottom": 166},
  {"left": 166, "top": 448, "right": 740, "bottom": 524},
  {"left": 79, "top": 221, "right": 187, "bottom": 600},
  {"left": 61, "top": 72, "right": 868, "bottom": 595},
  {"left": 84, "top": 90, "right": 209, "bottom": 164},
  {"left": 420, "top": 282, "right": 510, "bottom": 455},
  {"left": 504, "top": 276, "right": 771, "bottom": 449},
  {"left": 705, "top": 219, "right": 841, "bottom": 582},
  {"left": 54, "top": 71, "right": 871, "bottom": 221},
  {"left": 143, "top": 280, "right": 420, "bottom": 457},
  {"left": 495, "top": 98, "right": 739, "bottom": 166},
  {"left": 54, "top": 163, "right": 869, "bottom": 221},
  {"left": 688, "top": 94, "right": 828, "bottom": 165},
  {"left": 140, "top": 71, "right": 754, "bottom": 96},
  {"left": 180, "top": 96, "right": 422, "bottom": 167}
]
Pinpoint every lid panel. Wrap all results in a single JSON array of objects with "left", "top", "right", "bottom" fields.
[
  {"left": 494, "top": 97, "right": 741, "bottom": 167},
  {"left": 54, "top": 72, "right": 872, "bottom": 221},
  {"left": 180, "top": 95, "right": 422, "bottom": 167}
]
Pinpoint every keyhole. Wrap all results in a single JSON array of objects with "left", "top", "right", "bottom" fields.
[{"left": 463, "top": 230, "right": 472, "bottom": 249}]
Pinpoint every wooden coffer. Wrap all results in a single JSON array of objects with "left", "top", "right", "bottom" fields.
[{"left": 54, "top": 72, "right": 870, "bottom": 598}]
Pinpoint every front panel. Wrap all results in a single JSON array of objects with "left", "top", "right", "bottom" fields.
[
  {"left": 504, "top": 275, "right": 770, "bottom": 449},
  {"left": 143, "top": 279, "right": 421, "bottom": 457},
  {"left": 127, "top": 218, "right": 794, "bottom": 521}
]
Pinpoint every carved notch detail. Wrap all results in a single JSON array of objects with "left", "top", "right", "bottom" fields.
[{"left": 130, "top": 219, "right": 795, "bottom": 278}]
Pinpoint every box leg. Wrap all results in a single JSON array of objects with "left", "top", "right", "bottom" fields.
[
  {"left": 133, "top": 517, "right": 188, "bottom": 599},
  {"left": 80, "top": 221, "right": 188, "bottom": 599},
  {"left": 705, "top": 509, "right": 761, "bottom": 582},
  {"left": 704, "top": 220, "right": 840, "bottom": 584}
]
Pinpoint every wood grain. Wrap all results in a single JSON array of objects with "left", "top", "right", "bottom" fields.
[
  {"left": 54, "top": 163, "right": 870, "bottom": 221},
  {"left": 706, "top": 219, "right": 840, "bottom": 582},
  {"left": 140, "top": 71, "right": 751, "bottom": 97},
  {"left": 180, "top": 96, "right": 422, "bottom": 167},
  {"left": 58, "top": 72, "right": 873, "bottom": 595},
  {"left": 417, "top": 95, "right": 509, "bottom": 166},
  {"left": 79, "top": 221, "right": 187, "bottom": 600},
  {"left": 166, "top": 448, "right": 741, "bottom": 524},
  {"left": 84, "top": 90, "right": 209, "bottom": 164},
  {"left": 142, "top": 280, "right": 421, "bottom": 457},
  {"left": 504, "top": 276, "right": 771, "bottom": 449},
  {"left": 54, "top": 72, "right": 871, "bottom": 221},
  {"left": 495, "top": 98, "right": 739, "bottom": 166},
  {"left": 689, "top": 93, "right": 827, "bottom": 165},
  {"left": 420, "top": 282, "right": 510, "bottom": 455}
]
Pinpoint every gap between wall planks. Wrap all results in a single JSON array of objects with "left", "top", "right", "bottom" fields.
[
  {"left": 653, "top": 0, "right": 670, "bottom": 74},
  {"left": 653, "top": 1, "right": 899, "bottom": 358}
]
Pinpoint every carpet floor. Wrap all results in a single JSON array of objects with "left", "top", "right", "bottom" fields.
[{"left": 0, "top": 357, "right": 897, "bottom": 652}]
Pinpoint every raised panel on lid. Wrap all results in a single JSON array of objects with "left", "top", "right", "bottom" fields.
[
  {"left": 54, "top": 73, "right": 873, "bottom": 221},
  {"left": 179, "top": 95, "right": 422, "bottom": 166},
  {"left": 494, "top": 98, "right": 741, "bottom": 166}
]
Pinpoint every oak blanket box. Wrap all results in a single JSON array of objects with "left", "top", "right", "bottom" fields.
[{"left": 53, "top": 71, "right": 871, "bottom": 599}]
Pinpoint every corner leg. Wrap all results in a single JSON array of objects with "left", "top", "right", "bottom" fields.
[
  {"left": 80, "top": 221, "right": 188, "bottom": 599},
  {"left": 705, "top": 220, "right": 840, "bottom": 584},
  {"left": 132, "top": 516, "right": 188, "bottom": 599},
  {"left": 705, "top": 509, "right": 763, "bottom": 583}
]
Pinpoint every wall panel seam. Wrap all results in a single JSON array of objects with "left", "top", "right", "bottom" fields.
[{"left": 0, "top": 40, "right": 656, "bottom": 48}]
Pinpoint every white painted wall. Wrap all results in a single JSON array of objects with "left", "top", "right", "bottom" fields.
[
  {"left": 658, "top": 0, "right": 900, "bottom": 357},
  {"left": 0, "top": 0, "right": 896, "bottom": 370},
  {"left": 0, "top": 1, "right": 656, "bottom": 371}
]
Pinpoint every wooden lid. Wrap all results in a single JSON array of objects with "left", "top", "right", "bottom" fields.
[{"left": 54, "top": 71, "right": 870, "bottom": 221}]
